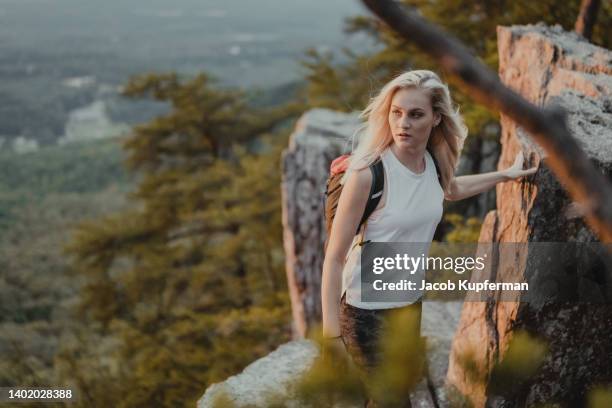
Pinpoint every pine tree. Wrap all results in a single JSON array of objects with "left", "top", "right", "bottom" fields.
[{"left": 60, "top": 73, "right": 298, "bottom": 407}]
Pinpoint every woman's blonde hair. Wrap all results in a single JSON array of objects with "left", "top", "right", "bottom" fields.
[{"left": 343, "top": 70, "right": 467, "bottom": 194}]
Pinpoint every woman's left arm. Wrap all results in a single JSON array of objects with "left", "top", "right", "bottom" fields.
[{"left": 445, "top": 151, "right": 538, "bottom": 201}]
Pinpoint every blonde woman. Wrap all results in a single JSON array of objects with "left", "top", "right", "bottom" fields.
[{"left": 321, "top": 70, "right": 537, "bottom": 407}]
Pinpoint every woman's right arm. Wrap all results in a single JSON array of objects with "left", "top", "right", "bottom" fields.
[{"left": 321, "top": 166, "right": 372, "bottom": 337}]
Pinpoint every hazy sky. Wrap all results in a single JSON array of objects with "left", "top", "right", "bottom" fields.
[{"left": 0, "top": 0, "right": 374, "bottom": 87}]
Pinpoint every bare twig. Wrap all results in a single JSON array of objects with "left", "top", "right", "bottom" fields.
[
  {"left": 360, "top": 0, "right": 612, "bottom": 242},
  {"left": 574, "top": 0, "right": 601, "bottom": 41}
]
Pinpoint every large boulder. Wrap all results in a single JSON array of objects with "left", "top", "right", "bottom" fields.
[
  {"left": 281, "top": 108, "right": 361, "bottom": 338},
  {"left": 197, "top": 340, "right": 318, "bottom": 408},
  {"left": 446, "top": 24, "right": 612, "bottom": 407}
]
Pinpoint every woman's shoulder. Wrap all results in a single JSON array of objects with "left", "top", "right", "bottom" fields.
[{"left": 346, "top": 165, "right": 372, "bottom": 191}]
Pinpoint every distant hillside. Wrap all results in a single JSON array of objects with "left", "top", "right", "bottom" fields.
[
  {"left": 0, "top": 0, "right": 372, "bottom": 146},
  {"left": 0, "top": 137, "right": 137, "bottom": 386},
  {"left": 0, "top": 137, "right": 136, "bottom": 229}
]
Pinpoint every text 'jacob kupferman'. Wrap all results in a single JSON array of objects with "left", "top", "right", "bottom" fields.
[{"left": 372, "top": 279, "right": 529, "bottom": 292}]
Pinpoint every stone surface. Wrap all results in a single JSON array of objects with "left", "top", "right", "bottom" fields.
[
  {"left": 197, "top": 340, "right": 319, "bottom": 408},
  {"left": 446, "top": 23, "right": 612, "bottom": 408},
  {"left": 198, "top": 302, "right": 463, "bottom": 407},
  {"left": 422, "top": 302, "right": 465, "bottom": 407},
  {"left": 281, "top": 108, "right": 361, "bottom": 338}
]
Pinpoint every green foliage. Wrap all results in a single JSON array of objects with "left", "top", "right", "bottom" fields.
[
  {"left": 295, "top": 307, "right": 426, "bottom": 407},
  {"left": 443, "top": 213, "right": 482, "bottom": 243},
  {"left": 210, "top": 391, "right": 238, "bottom": 408},
  {"left": 449, "top": 330, "right": 548, "bottom": 407},
  {"left": 299, "top": 326, "right": 550, "bottom": 407},
  {"left": 298, "top": 47, "right": 381, "bottom": 113},
  {"left": 589, "top": 386, "right": 612, "bottom": 408},
  {"left": 294, "top": 331, "right": 367, "bottom": 407},
  {"left": 369, "top": 305, "right": 426, "bottom": 406},
  {"left": 454, "top": 347, "right": 489, "bottom": 388},
  {"left": 59, "top": 72, "right": 299, "bottom": 406},
  {"left": 453, "top": 330, "right": 548, "bottom": 402},
  {"left": 488, "top": 330, "right": 548, "bottom": 396}
]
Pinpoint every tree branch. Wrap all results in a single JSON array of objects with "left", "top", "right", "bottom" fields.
[
  {"left": 360, "top": 0, "right": 612, "bottom": 242},
  {"left": 574, "top": 0, "right": 601, "bottom": 41}
]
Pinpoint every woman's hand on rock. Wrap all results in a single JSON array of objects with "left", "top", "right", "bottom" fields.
[{"left": 504, "top": 151, "right": 538, "bottom": 181}]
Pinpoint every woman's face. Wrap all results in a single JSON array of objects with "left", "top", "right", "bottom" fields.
[{"left": 388, "top": 87, "right": 440, "bottom": 150}]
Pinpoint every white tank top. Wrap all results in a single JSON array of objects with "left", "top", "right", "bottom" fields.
[{"left": 340, "top": 147, "right": 444, "bottom": 309}]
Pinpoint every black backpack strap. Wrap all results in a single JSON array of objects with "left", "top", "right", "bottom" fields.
[
  {"left": 428, "top": 149, "right": 442, "bottom": 181},
  {"left": 356, "top": 159, "right": 384, "bottom": 235}
]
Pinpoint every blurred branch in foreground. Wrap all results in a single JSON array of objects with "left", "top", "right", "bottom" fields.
[
  {"left": 360, "top": 0, "right": 612, "bottom": 242},
  {"left": 574, "top": 0, "right": 601, "bottom": 41}
]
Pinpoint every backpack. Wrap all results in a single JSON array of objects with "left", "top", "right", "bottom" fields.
[{"left": 323, "top": 150, "right": 441, "bottom": 252}]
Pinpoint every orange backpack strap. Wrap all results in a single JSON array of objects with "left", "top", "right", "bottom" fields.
[{"left": 330, "top": 154, "right": 351, "bottom": 176}]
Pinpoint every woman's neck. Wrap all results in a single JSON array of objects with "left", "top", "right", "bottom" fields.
[{"left": 389, "top": 144, "right": 426, "bottom": 174}]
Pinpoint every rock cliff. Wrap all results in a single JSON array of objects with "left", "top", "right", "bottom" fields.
[
  {"left": 280, "top": 108, "right": 361, "bottom": 338},
  {"left": 446, "top": 23, "right": 612, "bottom": 408}
]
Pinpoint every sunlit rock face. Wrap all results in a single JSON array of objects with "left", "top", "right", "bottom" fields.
[{"left": 446, "top": 23, "right": 612, "bottom": 408}]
